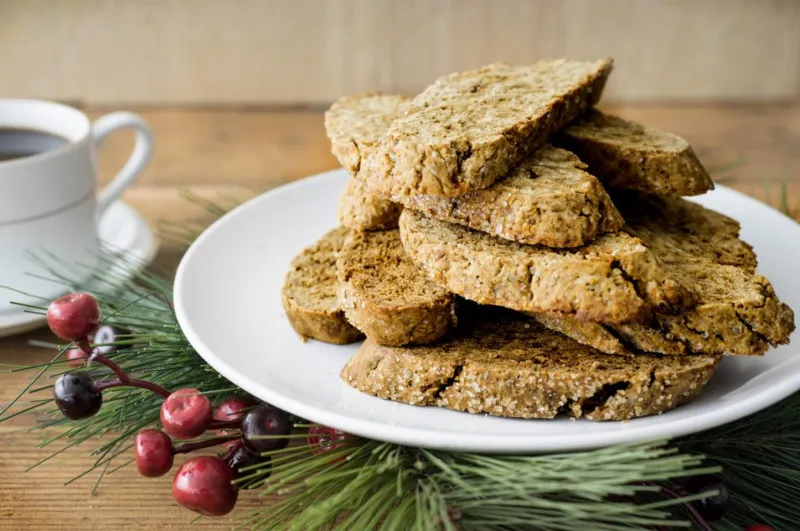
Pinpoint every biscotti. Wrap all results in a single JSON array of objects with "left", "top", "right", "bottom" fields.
[
  {"left": 324, "top": 93, "right": 411, "bottom": 174},
  {"left": 337, "top": 177, "right": 402, "bottom": 231},
  {"left": 337, "top": 93, "right": 624, "bottom": 246},
  {"left": 532, "top": 195, "right": 795, "bottom": 356},
  {"left": 281, "top": 228, "right": 363, "bottom": 344},
  {"left": 337, "top": 229, "right": 457, "bottom": 346},
  {"left": 399, "top": 209, "right": 691, "bottom": 324},
  {"left": 383, "top": 145, "right": 624, "bottom": 247},
  {"left": 558, "top": 110, "right": 714, "bottom": 196},
  {"left": 362, "top": 59, "right": 613, "bottom": 198},
  {"left": 341, "top": 310, "right": 721, "bottom": 421}
]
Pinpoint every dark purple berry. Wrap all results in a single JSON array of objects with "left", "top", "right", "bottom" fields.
[
  {"left": 686, "top": 475, "right": 729, "bottom": 521},
  {"left": 241, "top": 405, "right": 292, "bottom": 453},
  {"left": 46, "top": 292, "right": 100, "bottom": 341},
  {"left": 91, "top": 325, "right": 126, "bottom": 355},
  {"left": 53, "top": 371, "right": 102, "bottom": 420},
  {"left": 226, "top": 443, "right": 270, "bottom": 481},
  {"left": 172, "top": 456, "right": 238, "bottom": 516}
]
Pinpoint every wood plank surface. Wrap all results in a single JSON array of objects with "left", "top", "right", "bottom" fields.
[
  {"left": 0, "top": 105, "right": 798, "bottom": 530},
  {"left": 1, "top": 0, "right": 799, "bottom": 105}
]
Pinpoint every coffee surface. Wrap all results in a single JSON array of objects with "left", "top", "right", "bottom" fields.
[{"left": 0, "top": 128, "right": 68, "bottom": 162}]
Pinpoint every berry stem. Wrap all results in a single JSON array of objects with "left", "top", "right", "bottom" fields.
[
  {"left": 173, "top": 435, "right": 241, "bottom": 455},
  {"left": 645, "top": 482, "right": 713, "bottom": 531},
  {"left": 93, "top": 378, "right": 171, "bottom": 399},
  {"left": 76, "top": 337, "right": 132, "bottom": 383},
  {"left": 92, "top": 353, "right": 131, "bottom": 383},
  {"left": 209, "top": 419, "right": 242, "bottom": 430}
]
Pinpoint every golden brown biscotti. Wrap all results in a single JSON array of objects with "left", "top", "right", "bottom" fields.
[
  {"left": 384, "top": 145, "right": 624, "bottom": 247},
  {"left": 616, "top": 191, "right": 756, "bottom": 271},
  {"left": 324, "top": 93, "right": 411, "bottom": 174},
  {"left": 531, "top": 195, "right": 794, "bottom": 356},
  {"left": 332, "top": 92, "right": 623, "bottom": 246},
  {"left": 558, "top": 110, "right": 714, "bottom": 196},
  {"left": 341, "top": 310, "right": 721, "bottom": 421},
  {"left": 337, "top": 177, "right": 402, "bottom": 231},
  {"left": 337, "top": 229, "right": 457, "bottom": 346},
  {"left": 362, "top": 59, "right": 613, "bottom": 198},
  {"left": 281, "top": 227, "right": 363, "bottom": 345},
  {"left": 399, "top": 209, "right": 692, "bottom": 325}
]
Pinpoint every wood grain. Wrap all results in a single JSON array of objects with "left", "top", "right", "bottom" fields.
[
  {"left": 0, "top": 0, "right": 799, "bottom": 105},
  {"left": 1, "top": 105, "right": 798, "bottom": 530}
]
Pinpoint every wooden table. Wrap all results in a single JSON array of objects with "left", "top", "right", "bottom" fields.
[{"left": 1, "top": 105, "right": 798, "bottom": 530}]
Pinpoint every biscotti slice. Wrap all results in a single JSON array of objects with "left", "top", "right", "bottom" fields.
[
  {"left": 399, "top": 209, "right": 691, "bottom": 324},
  {"left": 381, "top": 145, "right": 624, "bottom": 247},
  {"left": 531, "top": 195, "right": 794, "bottom": 356},
  {"left": 337, "top": 229, "right": 457, "bottom": 346},
  {"left": 281, "top": 228, "right": 363, "bottom": 344},
  {"left": 557, "top": 110, "right": 714, "bottom": 196},
  {"left": 616, "top": 191, "right": 756, "bottom": 271},
  {"left": 341, "top": 310, "right": 721, "bottom": 421},
  {"left": 337, "top": 177, "right": 402, "bottom": 231},
  {"left": 324, "top": 93, "right": 411, "bottom": 174},
  {"left": 363, "top": 58, "right": 613, "bottom": 197}
]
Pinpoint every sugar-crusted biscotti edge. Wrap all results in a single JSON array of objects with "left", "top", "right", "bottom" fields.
[
  {"left": 281, "top": 227, "right": 363, "bottom": 345},
  {"left": 530, "top": 196, "right": 794, "bottom": 356},
  {"left": 337, "top": 229, "right": 457, "bottom": 346},
  {"left": 364, "top": 58, "right": 614, "bottom": 197},
  {"left": 324, "top": 93, "right": 412, "bottom": 174},
  {"left": 399, "top": 209, "right": 691, "bottom": 324},
  {"left": 558, "top": 110, "right": 714, "bottom": 196},
  {"left": 337, "top": 177, "right": 402, "bottom": 231},
  {"left": 341, "top": 312, "right": 721, "bottom": 421},
  {"left": 385, "top": 145, "right": 624, "bottom": 247}
]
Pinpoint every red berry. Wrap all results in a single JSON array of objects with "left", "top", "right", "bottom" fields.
[
  {"left": 47, "top": 292, "right": 101, "bottom": 341},
  {"left": 160, "top": 389, "right": 212, "bottom": 440},
  {"left": 214, "top": 396, "right": 252, "bottom": 449},
  {"left": 135, "top": 429, "right": 174, "bottom": 477},
  {"left": 172, "top": 456, "right": 238, "bottom": 516},
  {"left": 308, "top": 425, "right": 350, "bottom": 457},
  {"left": 747, "top": 526, "right": 775, "bottom": 531},
  {"left": 65, "top": 347, "right": 88, "bottom": 368}
]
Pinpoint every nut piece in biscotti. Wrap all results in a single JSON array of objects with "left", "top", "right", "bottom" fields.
[
  {"left": 281, "top": 227, "right": 363, "bottom": 344},
  {"left": 324, "top": 93, "right": 411, "bottom": 174},
  {"left": 337, "top": 229, "right": 457, "bottom": 346},
  {"left": 531, "top": 195, "right": 794, "bottom": 356},
  {"left": 337, "top": 177, "right": 402, "bottom": 231},
  {"left": 392, "top": 145, "right": 623, "bottom": 247},
  {"left": 399, "top": 209, "right": 691, "bottom": 325},
  {"left": 557, "top": 110, "right": 714, "bottom": 196},
  {"left": 363, "top": 58, "right": 614, "bottom": 198},
  {"left": 341, "top": 310, "right": 721, "bottom": 421}
]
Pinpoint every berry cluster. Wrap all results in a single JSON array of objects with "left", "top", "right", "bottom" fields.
[{"left": 47, "top": 292, "right": 349, "bottom": 517}]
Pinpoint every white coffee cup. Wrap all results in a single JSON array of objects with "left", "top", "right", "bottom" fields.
[{"left": 0, "top": 99, "right": 153, "bottom": 314}]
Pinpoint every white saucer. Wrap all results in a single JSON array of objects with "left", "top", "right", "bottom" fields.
[
  {"left": 174, "top": 170, "right": 800, "bottom": 453},
  {"left": 0, "top": 201, "right": 158, "bottom": 338}
]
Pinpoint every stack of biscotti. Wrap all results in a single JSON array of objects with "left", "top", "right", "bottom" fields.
[{"left": 283, "top": 58, "right": 795, "bottom": 422}]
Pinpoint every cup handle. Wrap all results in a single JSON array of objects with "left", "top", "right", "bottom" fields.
[{"left": 92, "top": 112, "right": 153, "bottom": 217}]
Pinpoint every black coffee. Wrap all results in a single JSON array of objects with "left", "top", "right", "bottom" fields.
[{"left": 0, "top": 127, "right": 69, "bottom": 162}]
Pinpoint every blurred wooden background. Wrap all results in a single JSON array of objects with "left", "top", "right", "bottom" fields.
[{"left": 1, "top": 0, "right": 798, "bottom": 105}]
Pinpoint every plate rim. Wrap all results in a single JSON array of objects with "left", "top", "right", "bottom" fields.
[{"left": 174, "top": 169, "right": 800, "bottom": 453}]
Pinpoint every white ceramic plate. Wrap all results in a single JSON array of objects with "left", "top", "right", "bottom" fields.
[
  {"left": 0, "top": 201, "right": 159, "bottom": 338},
  {"left": 174, "top": 170, "right": 800, "bottom": 453}
]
